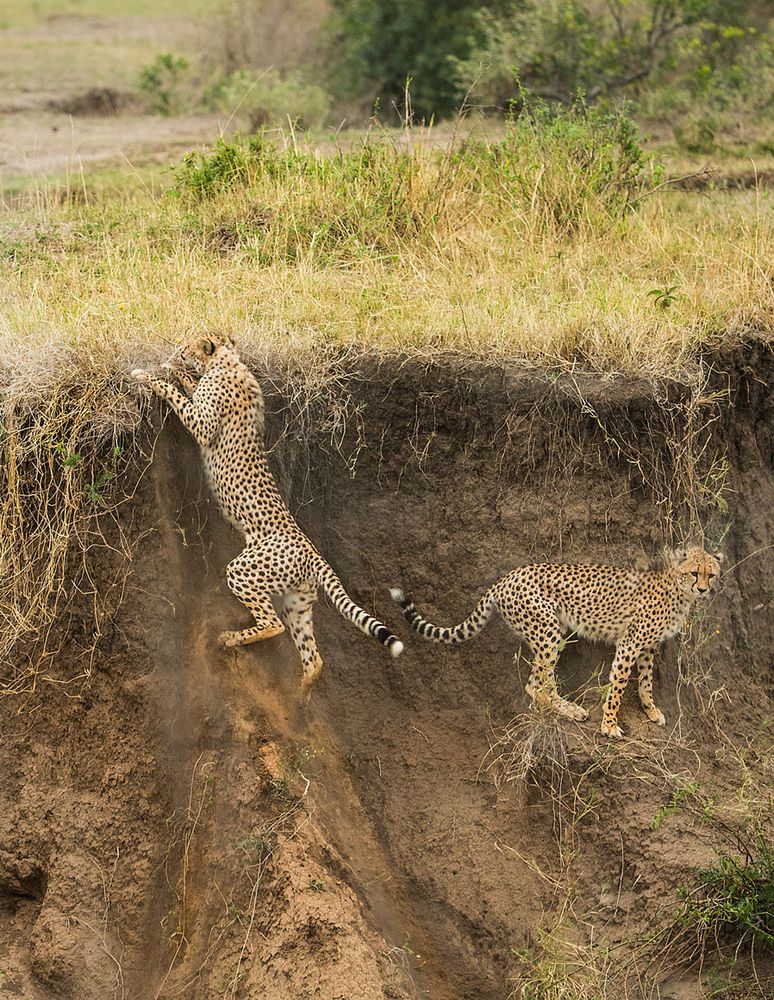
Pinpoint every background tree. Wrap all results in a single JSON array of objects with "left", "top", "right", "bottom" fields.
[
  {"left": 328, "top": 0, "right": 519, "bottom": 119},
  {"left": 456, "top": 0, "right": 768, "bottom": 109}
]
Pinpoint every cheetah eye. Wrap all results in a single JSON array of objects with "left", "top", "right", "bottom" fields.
[{"left": 690, "top": 570, "right": 698, "bottom": 579}]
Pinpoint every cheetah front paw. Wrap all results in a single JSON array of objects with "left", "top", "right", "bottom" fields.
[
  {"left": 131, "top": 368, "right": 151, "bottom": 384},
  {"left": 556, "top": 699, "right": 588, "bottom": 722},
  {"left": 646, "top": 707, "right": 666, "bottom": 726},
  {"left": 600, "top": 720, "right": 624, "bottom": 739},
  {"left": 218, "top": 630, "right": 241, "bottom": 648}
]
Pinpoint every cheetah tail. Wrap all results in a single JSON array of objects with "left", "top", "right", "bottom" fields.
[
  {"left": 389, "top": 587, "right": 495, "bottom": 645},
  {"left": 316, "top": 564, "right": 404, "bottom": 658}
]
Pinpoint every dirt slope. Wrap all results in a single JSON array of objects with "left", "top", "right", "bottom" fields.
[{"left": 0, "top": 344, "right": 771, "bottom": 999}]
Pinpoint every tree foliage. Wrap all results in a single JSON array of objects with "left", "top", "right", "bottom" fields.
[
  {"left": 457, "top": 0, "right": 768, "bottom": 109},
  {"left": 328, "top": 0, "right": 516, "bottom": 119}
]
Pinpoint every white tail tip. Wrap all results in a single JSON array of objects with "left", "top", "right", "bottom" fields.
[
  {"left": 390, "top": 640, "right": 404, "bottom": 658},
  {"left": 389, "top": 588, "right": 405, "bottom": 604}
]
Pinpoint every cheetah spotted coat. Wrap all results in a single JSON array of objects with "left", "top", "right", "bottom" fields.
[
  {"left": 392, "top": 547, "right": 722, "bottom": 737},
  {"left": 132, "top": 334, "right": 403, "bottom": 692}
]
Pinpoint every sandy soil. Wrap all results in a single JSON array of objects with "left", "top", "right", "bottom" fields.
[
  {"left": 0, "top": 343, "right": 771, "bottom": 998},
  {"left": 0, "top": 109, "right": 224, "bottom": 180}
]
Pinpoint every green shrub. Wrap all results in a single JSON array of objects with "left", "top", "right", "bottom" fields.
[
  {"left": 328, "top": 0, "right": 508, "bottom": 119},
  {"left": 173, "top": 135, "right": 264, "bottom": 198},
  {"left": 138, "top": 53, "right": 189, "bottom": 115},
  {"left": 462, "top": 96, "right": 649, "bottom": 233},
  {"left": 676, "top": 833, "right": 774, "bottom": 953},
  {"left": 456, "top": 1, "right": 771, "bottom": 114},
  {"left": 204, "top": 68, "right": 331, "bottom": 131},
  {"left": 673, "top": 113, "right": 719, "bottom": 154}
]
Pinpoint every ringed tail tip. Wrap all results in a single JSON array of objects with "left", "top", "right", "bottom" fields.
[
  {"left": 389, "top": 587, "right": 406, "bottom": 605},
  {"left": 390, "top": 639, "right": 404, "bottom": 658}
]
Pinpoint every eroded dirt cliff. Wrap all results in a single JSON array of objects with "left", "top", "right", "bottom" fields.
[{"left": 0, "top": 344, "right": 771, "bottom": 999}]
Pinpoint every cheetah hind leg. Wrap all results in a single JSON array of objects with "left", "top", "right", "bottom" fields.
[
  {"left": 523, "top": 648, "right": 588, "bottom": 723},
  {"left": 282, "top": 583, "right": 323, "bottom": 699},
  {"left": 219, "top": 553, "right": 285, "bottom": 648}
]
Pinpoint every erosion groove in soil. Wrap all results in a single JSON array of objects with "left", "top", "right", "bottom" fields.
[{"left": 0, "top": 343, "right": 771, "bottom": 999}]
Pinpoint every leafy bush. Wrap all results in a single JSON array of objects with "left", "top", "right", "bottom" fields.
[
  {"left": 328, "top": 0, "right": 512, "bottom": 119},
  {"left": 204, "top": 68, "right": 331, "bottom": 131},
  {"left": 456, "top": 1, "right": 770, "bottom": 111},
  {"left": 675, "top": 833, "right": 774, "bottom": 954},
  {"left": 644, "top": 17, "right": 774, "bottom": 147},
  {"left": 138, "top": 53, "right": 189, "bottom": 115},
  {"left": 173, "top": 135, "right": 264, "bottom": 198}
]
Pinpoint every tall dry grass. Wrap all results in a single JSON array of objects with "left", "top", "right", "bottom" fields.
[{"left": 2, "top": 121, "right": 771, "bottom": 383}]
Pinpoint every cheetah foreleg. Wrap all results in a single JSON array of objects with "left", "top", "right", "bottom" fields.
[
  {"left": 636, "top": 648, "right": 665, "bottom": 726},
  {"left": 600, "top": 638, "right": 639, "bottom": 738},
  {"left": 162, "top": 363, "right": 200, "bottom": 398},
  {"left": 131, "top": 370, "right": 219, "bottom": 447}
]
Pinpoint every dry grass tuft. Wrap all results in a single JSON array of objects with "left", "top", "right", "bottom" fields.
[{"left": 486, "top": 704, "right": 773, "bottom": 997}]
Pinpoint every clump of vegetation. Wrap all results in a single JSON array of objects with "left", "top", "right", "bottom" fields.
[
  {"left": 467, "top": 97, "right": 649, "bottom": 231},
  {"left": 173, "top": 97, "right": 649, "bottom": 244},
  {"left": 203, "top": 67, "right": 331, "bottom": 131},
  {"left": 174, "top": 134, "right": 264, "bottom": 198},
  {"left": 138, "top": 52, "right": 190, "bottom": 115},
  {"left": 328, "top": 0, "right": 492, "bottom": 118},
  {"left": 674, "top": 833, "right": 774, "bottom": 955},
  {"left": 0, "top": 363, "right": 137, "bottom": 694}
]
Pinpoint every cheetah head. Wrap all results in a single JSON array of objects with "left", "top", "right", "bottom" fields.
[
  {"left": 178, "top": 332, "right": 237, "bottom": 372},
  {"left": 672, "top": 546, "right": 723, "bottom": 596}
]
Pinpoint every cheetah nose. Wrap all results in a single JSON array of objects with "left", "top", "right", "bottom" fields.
[{"left": 696, "top": 586, "right": 708, "bottom": 593}]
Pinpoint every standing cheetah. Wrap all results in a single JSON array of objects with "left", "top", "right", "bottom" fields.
[
  {"left": 131, "top": 333, "right": 403, "bottom": 692},
  {"left": 391, "top": 547, "right": 722, "bottom": 737}
]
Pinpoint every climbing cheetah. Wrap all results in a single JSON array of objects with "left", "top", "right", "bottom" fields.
[
  {"left": 391, "top": 547, "right": 722, "bottom": 737},
  {"left": 131, "top": 333, "right": 403, "bottom": 692}
]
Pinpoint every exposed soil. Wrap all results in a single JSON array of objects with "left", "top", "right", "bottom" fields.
[
  {"left": 0, "top": 343, "right": 772, "bottom": 999},
  {"left": 48, "top": 88, "right": 141, "bottom": 117}
]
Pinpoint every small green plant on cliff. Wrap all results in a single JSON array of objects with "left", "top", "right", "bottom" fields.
[
  {"left": 674, "top": 833, "right": 774, "bottom": 954},
  {"left": 651, "top": 781, "right": 703, "bottom": 831}
]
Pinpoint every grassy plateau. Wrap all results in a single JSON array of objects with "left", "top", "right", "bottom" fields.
[{"left": 2, "top": 115, "right": 772, "bottom": 385}]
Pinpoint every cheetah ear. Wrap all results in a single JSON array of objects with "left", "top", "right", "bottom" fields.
[
  {"left": 673, "top": 547, "right": 688, "bottom": 562},
  {"left": 714, "top": 551, "right": 724, "bottom": 565},
  {"left": 202, "top": 339, "right": 216, "bottom": 356}
]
